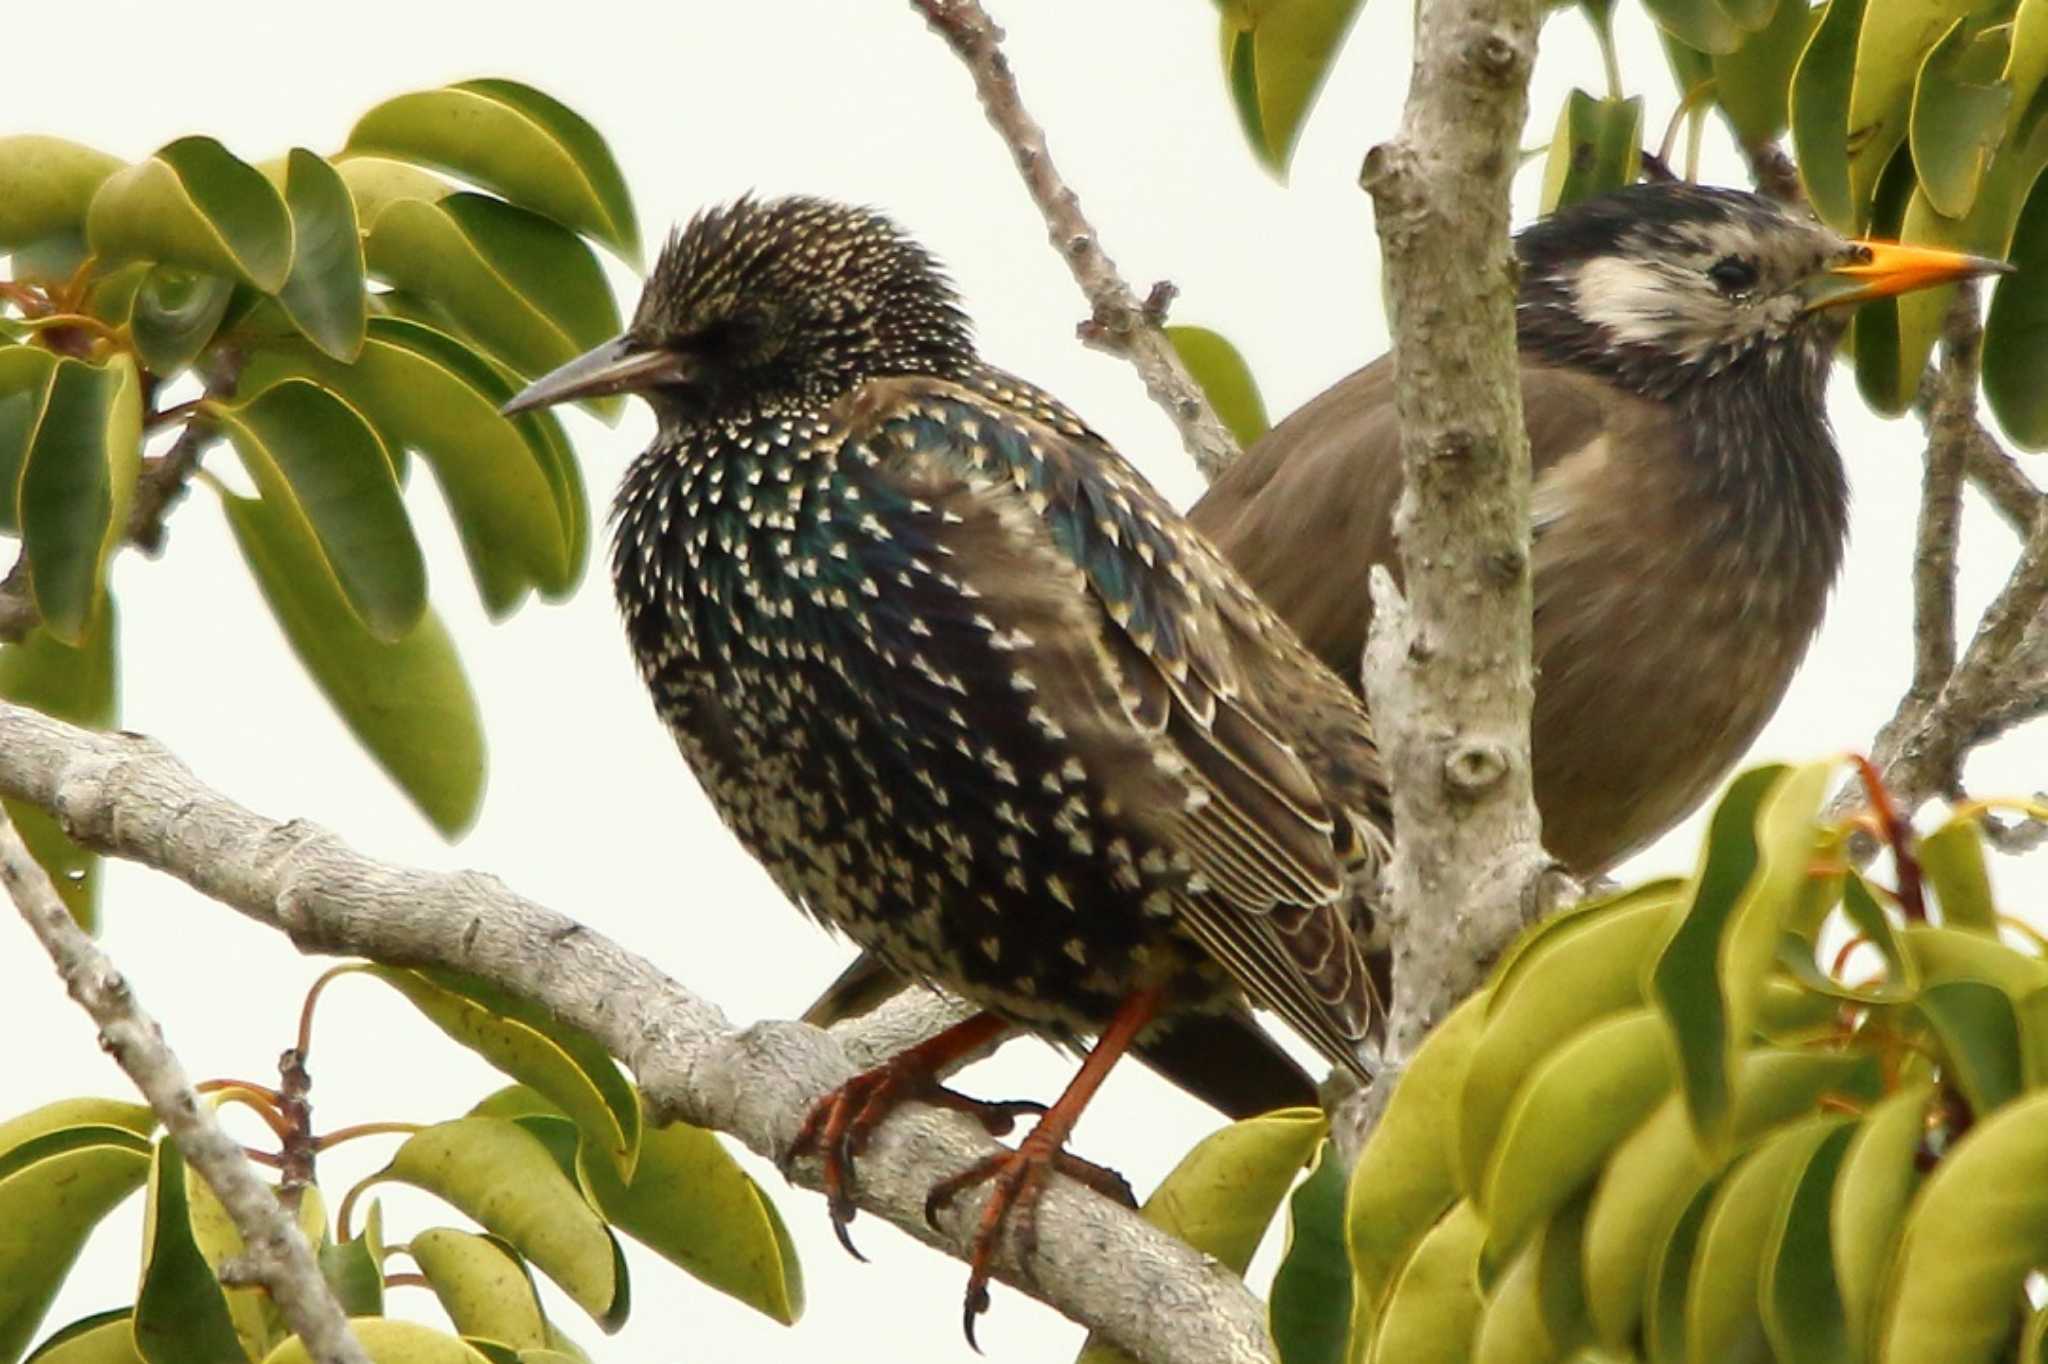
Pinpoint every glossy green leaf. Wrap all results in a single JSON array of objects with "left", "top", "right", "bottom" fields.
[
  {"left": 1348, "top": 993, "right": 1486, "bottom": 1342},
  {"left": 1268, "top": 1139, "right": 1347, "bottom": 1364},
  {"left": 221, "top": 490, "right": 483, "bottom": 835},
  {"left": 0, "top": 597, "right": 117, "bottom": 927},
  {"left": 1877, "top": 1088, "right": 2048, "bottom": 1362},
  {"left": 1848, "top": 143, "right": 1921, "bottom": 412},
  {"left": 1460, "top": 884, "right": 1679, "bottom": 1197},
  {"left": 1540, "top": 91, "right": 1644, "bottom": 214},
  {"left": 215, "top": 378, "right": 425, "bottom": 642},
  {"left": 1713, "top": 0, "right": 1817, "bottom": 143},
  {"left": 1831, "top": 1082, "right": 1932, "bottom": 1347},
  {"left": 0, "top": 346, "right": 59, "bottom": 536},
  {"left": 87, "top": 137, "right": 291, "bottom": 292},
  {"left": 1137, "top": 1108, "right": 1324, "bottom": 1276},
  {"left": 1472, "top": 1192, "right": 1591, "bottom": 1364},
  {"left": 0, "top": 1127, "right": 149, "bottom": 1363},
  {"left": 1220, "top": 0, "right": 1369, "bottom": 176},
  {"left": 364, "top": 966, "right": 638, "bottom": 1179},
  {"left": 410, "top": 1229, "right": 547, "bottom": 1351},
  {"left": 1652, "top": 760, "right": 1833, "bottom": 1144},
  {"left": 1985, "top": 163, "right": 2048, "bottom": 446},
  {"left": 361, "top": 193, "right": 621, "bottom": 416},
  {"left": 0, "top": 1100, "right": 152, "bottom": 1157},
  {"left": 129, "top": 268, "right": 234, "bottom": 376},
  {"left": 23, "top": 1311, "right": 141, "bottom": 1364},
  {"left": 322, "top": 1200, "right": 385, "bottom": 1320},
  {"left": 1791, "top": 0, "right": 1872, "bottom": 229},
  {"left": 1845, "top": 0, "right": 1981, "bottom": 226},
  {"left": 133, "top": 1141, "right": 247, "bottom": 1364},
  {"left": 1481, "top": 1008, "right": 1673, "bottom": 1262},
  {"left": 330, "top": 155, "right": 452, "bottom": 231},
  {"left": 19, "top": 355, "right": 140, "bottom": 646},
  {"left": 1640, "top": 0, "right": 1772, "bottom": 55},
  {"left": 1164, "top": 325, "right": 1269, "bottom": 446},
  {"left": 260, "top": 1321, "right": 497, "bottom": 1364},
  {"left": 1367, "top": 1203, "right": 1483, "bottom": 1364},
  {"left": 1684, "top": 1114, "right": 1851, "bottom": 1364},
  {"left": 239, "top": 319, "right": 575, "bottom": 614},
  {"left": 1904, "top": 922, "right": 2048, "bottom": 995},
  {"left": 1642, "top": 1184, "right": 1717, "bottom": 1364},
  {"left": 1919, "top": 979, "right": 2026, "bottom": 1113},
  {"left": 347, "top": 80, "right": 639, "bottom": 265},
  {"left": 274, "top": 150, "right": 367, "bottom": 363},
  {"left": 375, "top": 1119, "right": 622, "bottom": 1329},
  {"left": 1920, "top": 812, "right": 2001, "bottom": 932},
  {"left": 1911, "top": 17, "right": 2015, "bottom": 218},
  {"left": 1776, "top": 869, "right": 1918, "bottom": 1005},
  {"left": 0, "top": 137, "right": 123, "bottom": 248},
  {"left": 1759, "top": 1120, "right": 1855, "bottom": 1363},
  {"left": 577, "top": 1117, "right": 802, "bottom": 1325},
  {"left": 1582, "top": 1048, "right": 1880, "bottom": 1347}
]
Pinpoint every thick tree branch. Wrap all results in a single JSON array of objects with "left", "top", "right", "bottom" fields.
[
  {"left": 909, "top": 0, "right": 1242, "bottom": 481},
  {"left": 1355, "top": 0, "right": 1550, "bottom": 1088},
  {"left": 0, "top": 805, "right": 369, "bottom": 1364},
  {"left": 0, "top": 700, "right": 1274, "bottom": 1364}
]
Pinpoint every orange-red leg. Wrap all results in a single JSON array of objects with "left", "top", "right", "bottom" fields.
[
  {"left": 786, "top": 1011, "right": 1037, "bottom": 1258},
  {"left": 925, "top": 987, "right": 1162, "bottom": 1348}
]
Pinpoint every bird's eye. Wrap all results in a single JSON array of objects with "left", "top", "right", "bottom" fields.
[{"left": 1707, "top": 256, "right": 1760, "bottom": 294}]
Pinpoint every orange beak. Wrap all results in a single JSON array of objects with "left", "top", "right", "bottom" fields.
[{"left": 1805, "top": 239, "right": 2015, "bottom": 311}]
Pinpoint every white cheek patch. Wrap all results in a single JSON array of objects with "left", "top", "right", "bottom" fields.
[{"left": 1571, "top": 255, "right": 1698, "bottom": 348}]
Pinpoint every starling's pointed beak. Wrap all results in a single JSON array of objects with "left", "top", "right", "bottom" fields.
[
  {"left": 500, "top": 336, "right": 698, "bottom": 416},
  {"left": 1805, "top": 240, "right": 2016, "bottom": 312}
]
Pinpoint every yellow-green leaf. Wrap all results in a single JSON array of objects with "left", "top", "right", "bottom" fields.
[
  {"left": 1714, "top": 0, "right": 1818, "bottom": 144},
  {"left": 1845, "top": 0, "right": 1982, "bottom": 226},
  {"left": 221, "top": 490, "right": 483, "bottom": 836},
  {"left": 87, "top": 137, "right": 291, "bottom": 293},
  {"left": 0, "top": 346, "right": 59, "bottom": 536},
  {"left": 0, "top": 599, "right": 117, "bottom": 927},
  {"left": 1791, "top": 0, "right": 1872, "bottom": 230},
  {"left": 19, "top": 355, "right": 140, "bottom": 646},
  {"left": 409, "top": 1229, "right": 548, "bottom": 1351},
  {"left": 1641, "top": 0, "right": 1775, "bottom": 55},
  {"left": 1911, "top": 17, "right": 2016, "bottom": 218},
  {"left": 1135, "top": 1107, "right": 1325, "bottom": 1275},
  {"left": 0, "top": 1127, "right": 149, "bottom": 1363},
  {"left": 1368, "top": 1202, "right": 1484, "bottom": 1364},
  {"left": 129, "top": 268, "right": 234, "bottom": 376},
  {"left": 0, "top": 137, "right": 123, "bottom": 248},
  {"left": 24, "top": 1309, "right": 142, "bottom": 1364},
  {"left": 260, "top": 1321, "right": 496, "bottom": 1364},
  {"left": 1164, "top": 326, "right": 1269, "bottom": 446},
  {"left": 1540, "top": 91, "right": 1644, "bottom": 214},
  {"left": 214, "top": 378, "right": 425, "bottom": 642},
  {"left": 1471, "top": 1192, "right": 1592, "bottom": 1364},
  {"left": 1919, "top": 812, "right": 2001, "bottom": 932},
  {"left": 1222, "top": 0, "right": 1369, "bottom": 176},
  {"left": 330, "top": 155, "right": 452, "bottom": 232},
  {"left": 274, "top": 150, "right": 367, "bottom": 363}
]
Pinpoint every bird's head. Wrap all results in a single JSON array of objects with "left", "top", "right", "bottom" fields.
[
  {"left": 503, "top": 195, "right": 975, "bottom": 425},
  {"left": 1515, "top": 183, "right": 2011, "bottom": 398}
]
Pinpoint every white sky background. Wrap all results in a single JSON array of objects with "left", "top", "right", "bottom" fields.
[{"left": 5, "top": 1, "right": 2043, "bottom": 1361}]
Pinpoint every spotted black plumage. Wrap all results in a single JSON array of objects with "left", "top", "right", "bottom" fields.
[{"left": 529, "top": 195, "right": 1387, "bottom": 1083}]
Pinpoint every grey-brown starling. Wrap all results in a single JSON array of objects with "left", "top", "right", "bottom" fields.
[
  {"left": 802, "top": 182, "right": 2011, "bottom": 1123},
  {"left": 502, "top": 195, "right": 1388, "bottom": 1336}
]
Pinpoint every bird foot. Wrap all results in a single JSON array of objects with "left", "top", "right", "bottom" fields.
[
  {"left": 784, "top": 1055, "right": 1044, "bottom": 1261},
  {"left": 922, "top": 1130, "right": 1137, "bottom": 1349}
]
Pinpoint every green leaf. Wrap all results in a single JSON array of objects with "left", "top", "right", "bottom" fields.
[
  {"left": 1368, "top": 1202, "right": 1484, "bottom": 1364},
  {"left": 1480, "top": 1008, "right": 1673, "bottom": 1264},
  {"left": 0, "top": 1100, "right": 152, "bottom": 1157},
  {"left": 1642, "top": 1184, "right": 1717, "bottom": 1364},
  {"left": 1911, "top": 17, "right": 2016, "bottom": 218},
  {"left": 1349, "top": 993, "right": 1486, "bottom": 1342},
  {"left": 373, "top": 1119, "right": 623, "bottom": 1330},
  {"left": 1651, "top": 760, "right": 1833, "bottom": 1144},
  {"left": 1136, "top": 1107, "right": 1325, "bottom": 1275},
  {"left": 274, "top": 150, "right": 367, "bottom": 363},
  {"left": 576, "top": 1117, "right": 803, "bottom": 1326},
  {"left": 1758, "top": 1120, "right": 1856, "bottom": 1363},
  {"left": 0, "top": 594, "right": 117, "bottom": 928},
  {"left": 239, "top": 319, "right": 576, "bottom": 614},
  {"left": 24, "top": 1311, "right": 141, "bottom": 1364},
  {"left": 1791, "top": 0, "right": 1873, "bottom": 230},
  {"left": 221, "top": 490, "right": 483, "bottom": 836},
  {"left": 133, "top": 1141, "right": 247, "bottom": 1364},
  {"left": 1164, "top": 326, "right": 1269, "bottom": 446},
  {"left": 1684, "top": 1114, "right": 1852, "bottom": 1364},
  {"left": 1847, "top": 143, "right": 1922, "bottom": 412},
  {"left": 1829, "top": 1083, "right": 1932, "bottom": 1348},
  {"left": 1641, "top": 0, "right": 1775, "bottom": 55},
  {"left": 1985, "top": 162, "right": 2048, "bottom": 446},
  {"left": 1713, "top": 0, "right": 1818, "bottom": 144},
  {"left": 1540, "top": 91, "right": 1644, "bottom": 214},
  {"left": 322, "top": 1200, "right": 385, "bottom": 1319},
  {"left": 361, "top": 194, "right": 622, "bottom": 416},
  {"left": 1221, "top": 0, "right": 1369, "bottom": 177},
  {"left": 347, "top": 80, "right": 640, "bottom": 265},
  {"left": 19, "top": 355, "right": 141, "bottom": 646},
  {"left": 1460, "top": 883, "right": 1680, "bottom": 1197},
  {"left": 260, "top": 1322, "right": 497, "bottom": 1364},
  {"left": 330, "top": 154, "right": 453, "bottom": 231},
  {"left": 0, "top": 346, "right": 60, "bottom": 536},
  {"left": 214, "top": 379, "right": 425, "bottom": 642},
  {"left": 87, "top": 137, "right": 291, "bottom": 293},
  {"left": 0, "top": 1127, "right": 150, "bottom": 1363},
  {"left": 1845, "top": 0, "right": 1982, "bottom": 227},
  {"left": 0, "top": 137, "right": 123, "bottom": 248},
  {"left": 1876, "top": 1088, "right": 2048, "bottom": 1362},
  {"left": 1919, "top": 812, "right": 2001, "bottom": 933},
  {"left": 410, "top": 1229, "right": 548, "bottom": 1351},
  {"left": 1268, "top": 1139, "right": 1347, "bottom": 1364},
  {"left": 362, "top": 967, "right": 639, "bottom": 1180},
  {"left": 1918, "top": 979, "right": 2026, "bottom": 1114},
  {"left": 129, "top": 268, "right": 234, "bottom": 376},
  {"left": 1472, "top": 1191, "right": 1592, "bottom": 1364}
]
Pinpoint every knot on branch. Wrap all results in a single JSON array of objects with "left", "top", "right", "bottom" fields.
[
  {"left": 1461, "top": 26, "right": 1529, "bottom": 86},
  {"left": 1443, "top": 741, "right": 1510, "bottom": 795}
]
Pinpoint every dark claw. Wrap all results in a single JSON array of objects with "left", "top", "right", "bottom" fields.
[
  {"left": 962, "top": 1281, "right": 991, "bottom": 1352},
  {"left": 829, "top": 1206, "right": 868, "bottom": 1263}
]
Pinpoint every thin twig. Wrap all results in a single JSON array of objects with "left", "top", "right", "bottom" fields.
[
  {"left": 1961, "top": 420, "right": 2042, "bottom": 537},
  {"left": 1907, "top": 286, "right": 1978, "bottom": 698},
  {"left": 908, "top": 0, "right": 1242, "bottom": 482},
  {"left": 0, "top": 805, "right": 369, "bottom": 1364},
  {"left": 0, "top": 701, "right": 1273, "bottom": 1364},
  {"left": 0, "top": 554, "right": 36, "bottom": 645}
]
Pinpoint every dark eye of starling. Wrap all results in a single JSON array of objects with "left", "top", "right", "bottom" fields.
[{"left": 1707, "top": 255, "right": 1760, "bottom": 295}]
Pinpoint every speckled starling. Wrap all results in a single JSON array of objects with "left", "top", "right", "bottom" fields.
[{"left": 502, "top": 195, "right": 1388, "bottom": 1334}]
